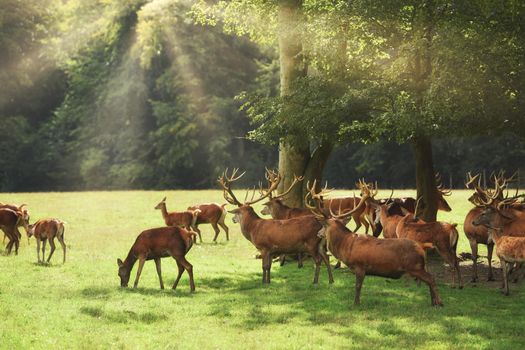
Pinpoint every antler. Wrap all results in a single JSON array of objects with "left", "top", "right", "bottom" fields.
[
  {"left": 217, "top": 168, "right": 246, "bottom": 206},
  {"left": 328, "top": 180, "right": 376, "bottom": 220},
  {"left": 305, "top": 180, "right": 331, "bottom": 220},
  {"left": 435, "top": 172, "right": 451, "bottom": 196},
  {"left": 261, "top": 168, "right": 303, "bottom": 201}
]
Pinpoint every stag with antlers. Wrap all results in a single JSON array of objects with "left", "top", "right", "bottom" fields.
[
  {"left": 306, "top": 180, "right": 443, "bottom": 307},
  {"left": 218, "top": 169, "right": 333, "bottom": 284}
]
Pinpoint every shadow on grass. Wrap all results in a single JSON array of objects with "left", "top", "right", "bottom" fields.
[
  {"left": 196, "top": 260, "right": 524, "bottom": 348},
  {"left": 80, "top": 306, "right": 167, "bottom": 324}
]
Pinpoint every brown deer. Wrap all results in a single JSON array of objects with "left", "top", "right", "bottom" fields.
[
  {"left": 368, "top": 201, "right": 403, "bottom": 239},
  {"left": 307, "top": 181, "right": 443, "bottom": 307},
  {"left": 371, "top": 174, "right": 452, "bottom": 236},
  {"left": 155, "top": 197, "right": 201, "bottom": 242},
  {"left": 488, "top": 228, "right": 525, "bottom": 295},
  {"left": 1, "top": 203, "right": 29, "bottom": 243},
  {"left": 0, "top": 208, "right": 25, "bottom": 255},
  {"left": 259, "top": 170, "right": 308, "bottom": 267},
  {"left": 186, "top": 202, "right": 229, "bottom": 242},
  {"left": 463, "top": 172, "right": 508, "bottom": 282},
  {"left": 27, "top": 219, "right": 66, "bottom": 264},
  {"left": 117, "top": 226, "right": 196, "bottom": 291},
  {"left": 218, "top": 169, "right": 333, "bottom": 285},
  {"left": 395, "top": 204, "right": 463, "bottom": 289}
]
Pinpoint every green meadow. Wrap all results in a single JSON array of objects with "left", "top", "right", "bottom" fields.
[{"left": 0, "top": 190, "right": 524, "bottom": 350}]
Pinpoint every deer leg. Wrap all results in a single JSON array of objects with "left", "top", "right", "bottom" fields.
[
  {"left": 36, "top": 238, "right": 41, "bottom": 262},
  {"left": 360, "top": 214, "right": 369, "bottom": 235},
  {"left": 485, "top": 242, "right": 494, "bottom": 281},
  {"left": 409, "top": 269, "right": 443, "bottom": 307},
  {"left": 279, "top": 254, "right": 286, "bottom": 266},
  {"left": 133, "top": 256, "right": 146, "bottom": 288},
  {"left": 172, "top": 259, "right": 185, "bottom": 290},
  {"left": 261, "top": 251, "right": 271, "bottom": 284},
  {"left": 469, "top": 240, "right": 478, "bottom": 282},
  {"left": 438, "top": 246, "right": 462, "bottom": 289},
  {"left": 57, "top": 236, "right": 66, "bottom": 264},
  {"left": 354, "top": 268, "right": 365, "bottom": 306},
  {"left": 180, "top": 257, "right": 195, "bottom": 292},
  {"left": 211, "top": 223, "right": 220, "bottom": 242},
  {"left": 297, "top": 253, "right": 303, "bottom": 268},
  {"left": 352, "top": 215, "right": 361, "bottom": 233},
  {"left": 501, "top": 260, "right": 510, "bottom": 296},
  {"left": 42, "top": 240, "right": 47, "bottom": 262},
  {"left": 218, "top": 221, "right": 229, "bottom": 241},
  {"left": 313, "top": 254, "right": 321, "bottom": 284},
  {"left": 154, "top": 258, "right": 164, "bottom": 289},
  {"left": 47, "top": 238, "right": 56, "bottom": 263},
  {"left": 319, "top": 248, "right": 334, "bottom": 284}
]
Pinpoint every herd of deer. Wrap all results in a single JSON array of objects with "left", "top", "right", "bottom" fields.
[{"left": 2, "top": 170, "right": 525, "bottom": 306}]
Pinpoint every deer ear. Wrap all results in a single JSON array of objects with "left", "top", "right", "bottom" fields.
[
  {"left": 451, "top": 223, "right": 458, "bottom": 228},
  {"left": 117, "top": 258, "right": 124, "bottom": 267}
]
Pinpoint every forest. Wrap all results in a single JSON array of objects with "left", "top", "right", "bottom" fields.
[{"left": 1, "top": 0, "right": 524, "bottom": 193}]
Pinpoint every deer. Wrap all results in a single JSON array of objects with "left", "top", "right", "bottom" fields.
[
  {"left": 462, "top": 172, "right": 512, "bottom": 282},
  {"left": 259, "top": 169, "right": 309, "bottom": 267},
  {"left": 1, "top": 203, "right": 29, "bottom": 243},
  {"left": 218, "top": 168, "right": 333, "bottom": 285},
  {"left": 371, "top": 173, "right": 452, "bottom": 236},
  {"left": 471, "top": 183, "right": 525, "bottom": 283},
  {"left": 488, "top": 228, "right": 525, "bottom": 295},
  {"left": 368, "top": 200, "right": 404, "bottom": 239},
  {"left": 155, "top": 197, "right": 201, "bottom": 242},
  {"left": 306, "top": 181, "right": 443, "bottom": 307},
  {"left": 395, "top": 199, "right": 463, "bottom": 289},
  {"left": 186, "top": 202, "right": 229, "bottom": 242},
  {"left": 0, "top": 208, "right": 25, "bottom": 255},
  {"left": 117, "top": 226, "right": 197, "bottom": 291},
  {"left": 26, "top": 219, "right": 66, "bottom": 264}
]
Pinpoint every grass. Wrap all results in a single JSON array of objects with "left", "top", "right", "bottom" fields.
[{"left": 0, "top": 190, "right": 524, "bottom": 349}]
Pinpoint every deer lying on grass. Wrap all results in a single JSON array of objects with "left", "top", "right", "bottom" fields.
[
  {"left": 395, "top": 200, "right": 463, "bottom": 289},
  {"left": 219, "top": 169, "right": 333, "bottom": 284},
  {"left": 1, "top": 203, "right": 29, "bottom": 243},
  {"left": 307, "top": 181, "right": 443, "bottom": 307},
  {"left": 187, "top": 202, "right": 229, "bottom": 242},
  {"left": 117, "top": 226, "right": 196, "bottom": 291},
  {"left": 155, "top": 197, "right": 201, "bottom": 242},
  {"left": 488, "top": 228, "right": 525, "bottom": 295},
  {"left": 0, "top": 208, "right": 25, "bottom": 255},
  {"left": 27, "top": 219, "right": 66, "bottom": 264}
]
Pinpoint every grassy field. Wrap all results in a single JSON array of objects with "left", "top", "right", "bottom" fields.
[{"left": 1, "top": 190, "right": 524, "bottom": 350}]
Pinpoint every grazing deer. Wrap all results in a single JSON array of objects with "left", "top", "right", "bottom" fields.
[
  {"left": 1, "top": 203, "right": 29, "bottom": 243},
  {"left": 0, "top": 208, "right": 25, "bottom": 255},
  {"left": 117, "top": 226, "right": 197, "bottom": 291},
  {"left": 27, "top": 219, "right": 66, "bottom": 264},
  {"left": 488, "top": 228, "right": 525, "bottom": 295},
  {"left": 186, "top": 202, "right": 229, "bottom": 242},
  {"left": 218, "top": 169, "right": 333, "bottom": 285},
  {"left": 155, "top": 197, "right": 201, "bottom": 242},
  {"left": 395, "top": 203, "right": 463, "bottom": 289},
  {"left": 307, "top": 181, "right": 443, "bottom": 307}
]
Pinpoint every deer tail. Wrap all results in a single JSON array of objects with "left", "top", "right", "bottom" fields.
[{"left": 192, "top": 209, "right": 201, "bottom": 227}]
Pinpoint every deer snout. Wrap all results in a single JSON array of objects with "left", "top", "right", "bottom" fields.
[{"left": 260, "top": 206, "right": 270, "bottom": 216}]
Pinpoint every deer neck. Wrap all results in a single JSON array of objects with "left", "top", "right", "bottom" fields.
[
  {"left": 159, "top": 204, "right": 170, "bottom": 224},
  {"left": 326, "top": 221, "right": 355, "bottom": 258},
  {"left": 123, "top": 249, "right": 138, "bottom": 274},
  {"left": 273, "top": 202, "right": 290, "bottom": 219},
  {"left": 238, "top": 207, "right": 261, "bottom": 242}
]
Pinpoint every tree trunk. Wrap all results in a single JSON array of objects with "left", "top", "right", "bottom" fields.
[
  {"left": 412, "top": 136, "right": 438, "bottom": 221},
  {"left": 276, "top": 0, "right": 310, "bottom": 207},
  {"left": 302, "top": 143, "right": 334, "bottom": 195}
]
